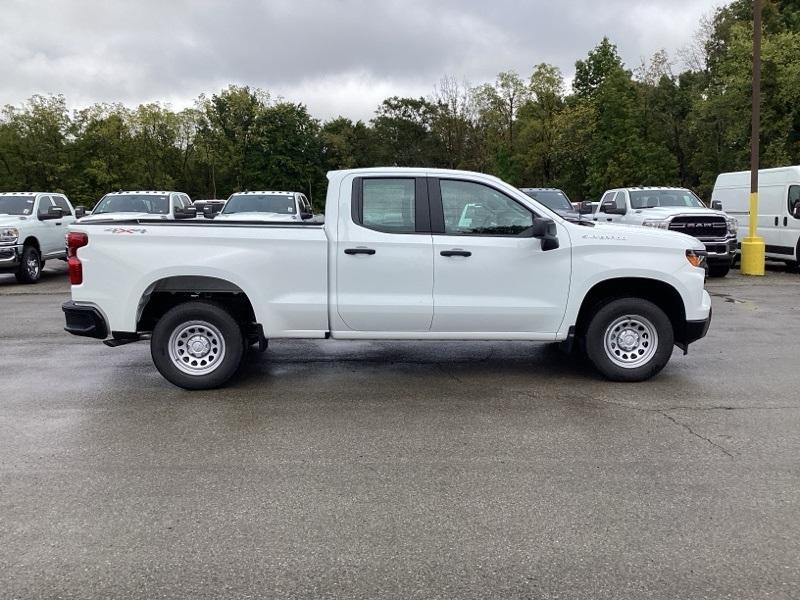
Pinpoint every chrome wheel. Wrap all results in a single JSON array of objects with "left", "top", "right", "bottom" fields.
[
  {"left": 603, "top": 315, "right": 658, "bottom": 369},
  {"left": 168, "top": 320, "right": 226, "bottom": 376},
  {"left": 27, "top": 255, "right": 40, "bottom": 279}
]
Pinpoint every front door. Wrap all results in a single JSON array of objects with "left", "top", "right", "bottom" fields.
[
  {"left": 429, "top": 178, "right": 571, "bottom": 334},
  {"left": 35, "top": 195, "right": 64, "bottom": 257},
  {"left": 335, "top": 176, "right": 434, "bottom": 332}
]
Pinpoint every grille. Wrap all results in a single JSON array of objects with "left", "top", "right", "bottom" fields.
[{"left": 668, "top": 216, "right": 727, "bottom": 239}]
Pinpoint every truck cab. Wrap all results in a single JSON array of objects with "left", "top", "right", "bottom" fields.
[
  {"left": 593, "top": 187, "right": 737, "bottom": 277},
  {"left": 79, "top": 191, "right": 196, "bottom": 222},
  {"left": 0, "top": 192, "right": 82, "bottom": 283},
  {"left": 214, "top": 191, "right": 313, "bottom": 222}
]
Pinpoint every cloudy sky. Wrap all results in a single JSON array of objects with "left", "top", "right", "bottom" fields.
[{"left": 1, "top": 0, "right": 721, "bottom": 121}]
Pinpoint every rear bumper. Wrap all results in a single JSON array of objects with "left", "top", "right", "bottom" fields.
[{"left": 62, "top": 301, "right": 108, "bottom": 339}]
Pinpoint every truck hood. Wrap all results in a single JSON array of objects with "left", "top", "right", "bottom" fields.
[
  {"left": 0, "top": 215, "right": 31, "bottom": 227},
  {"left": 629, "top": 206, "right": 726, "bottom": 218},
  {"left": 78, "top": 212, "right": 170, "bottom": 222},
  {"left": 581, "top": 221, "right": 705, "bottom": 251},
  {"left": 214, "top": 212, "right": 298, "bottom": 222}
]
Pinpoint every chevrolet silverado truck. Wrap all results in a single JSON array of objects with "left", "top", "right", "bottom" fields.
[
  {"left": 62, "top": 168, "right": 712, "bottom": 389},
  {"left": 593, "top": 187, "right": 737, "bottom": 277},
  {"left": 0, "top": 192, "right": 84, "bottom": 283}
]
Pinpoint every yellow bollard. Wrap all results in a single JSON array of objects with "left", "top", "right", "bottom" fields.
[{"left": 740, "top": 192, "right": 765, "bottom": 276}]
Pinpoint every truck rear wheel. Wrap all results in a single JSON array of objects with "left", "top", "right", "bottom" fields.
[
  {"left": 151, "top": 301, "right": 244, "bottom": 389},
  {"left": 585, "top": 298, "right": 674, "bottom": 382}
]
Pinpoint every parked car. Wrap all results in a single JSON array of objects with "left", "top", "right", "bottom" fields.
[
  {"left": 520, "top": 188, "right": 580, "bottom": 219},
  {"left": 711, "top": 165, "right": 800, "bottom": 268},
  {"left": 214, "top": 191, "right": 313, "bottom": 222},
  {"left": 62, "top": 167, "right": 711, "bottom": 389},
  {"left": 79, "top": 191, "right": 195, "bottom": 222},
  {"left": 593, "top": 186, "right": 737, "bottom": 277},
  {"left": 194, "top": 199, "right": 226, "bottom": 218},
  {"left": 0, "top": 192, "right": 84, "bottom": 283}
]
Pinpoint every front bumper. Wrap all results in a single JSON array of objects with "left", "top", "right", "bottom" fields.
[
  {"left": 701, "top": 237, "right": 737, "bottom": 264},
  {"left": 675, "top": 308, "right": 712, "bottom": 352},
  {"left": 62, "top": 301, "right": 108, "bottom": 339},
  {"left": 0, "top": 244, "right": 22, "bottom": 273}
]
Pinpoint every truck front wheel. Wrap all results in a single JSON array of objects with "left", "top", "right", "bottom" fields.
[
  {"left": 15, "top": 245, "right": 42, "bottom": 284},
  {"left": 151, "top": 301, "right": 244, "bottom": 389},
  {"left": 585, "top": 298, "right": 674, "bottom": 382}
]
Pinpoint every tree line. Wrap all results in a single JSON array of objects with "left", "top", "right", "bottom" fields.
[{"left": 1, "top": 0, "right": 798, "bottom": 208}]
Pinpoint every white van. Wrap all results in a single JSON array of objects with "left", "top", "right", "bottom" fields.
[{"left": 711, "top": 166, "right": 800, "bottom": 265}]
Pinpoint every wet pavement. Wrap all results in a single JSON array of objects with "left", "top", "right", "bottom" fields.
[{"left": 2, "top": 263, "right": 799, "bottom": 599}]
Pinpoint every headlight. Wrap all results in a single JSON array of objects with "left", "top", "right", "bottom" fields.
[
  {"left": 686, "top": 249, "right": 707, "bottom": 269},
  {"left": 642, "top": 219, "right": 669, "bottom": 229},
  {"left": 0, "top": 227, "right": 19, "bottom": 243},
  {"left": 726, "top": 217, "right": 738, "bottom": 234}
]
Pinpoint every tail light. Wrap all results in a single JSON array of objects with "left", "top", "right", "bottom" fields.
[{"left": 66, "top": 231, "right": 88, "bottom": 284}]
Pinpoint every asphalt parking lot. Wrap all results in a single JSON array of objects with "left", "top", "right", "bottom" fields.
[{"left": 2, "top": 263, "right": 799, "bottom": 599}]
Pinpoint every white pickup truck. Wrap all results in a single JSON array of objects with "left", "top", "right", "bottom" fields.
[
  {"left": 79, "top": 191, "right": 196, "bottom": 222},
  {"left": 213, "top": 191, "right": 314, "bottom": 221},
  {"left": 593, "top": 187, "right": 737, "bottom": 277},
  {"left": 62, "top": 168, "right": 712, "bottom": 389},
  {"left": 1, "top": 192, "right": 84, "bottom": 283}
]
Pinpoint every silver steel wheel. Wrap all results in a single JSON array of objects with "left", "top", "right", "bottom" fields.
[
  {"left": 603, "top": 314, "right": 659, "bottom": 369},
  {"left": 27, "top": 254, "right": 40, "bottom": 279},
  {"left": 167, "top": 320, "right": 226, "bottom": 376}
]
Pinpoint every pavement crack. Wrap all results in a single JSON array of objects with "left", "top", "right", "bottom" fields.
[{"left": 656, "top": 410, "right": 734, "bottom": 458}]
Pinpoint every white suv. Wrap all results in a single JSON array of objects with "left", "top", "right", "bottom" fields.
[{"left": 0, "top": 192, "right": 83, "bottom": 283}]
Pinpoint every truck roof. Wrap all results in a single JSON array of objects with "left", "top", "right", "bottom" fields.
[
  {"left": 229, "top": 191, "right": 298, "bottom": 195},
  {"left": 328, "top": 167, "right": 506, "bottom": 184},
  {"left": 0, "top": 191, "right": 59, "bottom": 196},
  {"left": 612, "top": 186, "right": 690, "bottom": 191},
  {"left": 103, "top": 191, "right": 178, "bottom": 195}
]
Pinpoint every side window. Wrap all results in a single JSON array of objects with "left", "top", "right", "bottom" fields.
[
  {"left": 52, "top": 195, "right": 72, "bottom": 215},
  {"left": 37, "top": 195, "right": 55, "bottom": 217},
  {"left": 301, "top": 195, "right": 311, "bottom": 213},
  {"left": 171, "top": 194, "right": 183, "bottom": 212},
  {"left": 614, "top": 191, "right": 627, "bottom": 210},
  {"left": 440, "top": 179, "right": 533, "bottom": 236},
  {"left": 358, "top": 178, "right": 416, "bottom": 233},
  {"left": 181, "top": 194, "right": 192, "bottom": 208},
  {"left": 788, "top": 185, "right": 800, "bottom": 218}
]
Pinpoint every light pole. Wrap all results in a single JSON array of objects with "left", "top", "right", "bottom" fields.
[{"left": 741, "top": 0, "right": 765, "bottom": 275}]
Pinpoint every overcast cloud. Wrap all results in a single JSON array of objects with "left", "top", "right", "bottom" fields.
[{"left": 1, "top": 0, "right": 721, "bottom": 121}]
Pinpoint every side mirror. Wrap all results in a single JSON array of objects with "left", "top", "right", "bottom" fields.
[
  {"left": 793, "top": 203, "right": 800, "bottom": 219},
  {"left": 174, "top": 206, "right": 197, "bottom": 219},
  {"left": 300, "top": 211, "right": 313, "bottom": 220},
  {"left": 74, "top": 206, "right": 87, "bottom": 218},
  {"left": 578, "top": 201, "right": 594, "bottom": 215},
  {"left": 601, "top": 203, "right": 626, "bottom": 215},
  {"left": 202, "top": 205, "right": 216, "bottom": 219},
  {"left": 41, "top": 206, "right": 64, "bottom": 220},
  {"left": 531, "top": 217, "right": 559, "bottom": 251},
  {"left": 711, "top": 200, "right": 722, "bottom": 210}
]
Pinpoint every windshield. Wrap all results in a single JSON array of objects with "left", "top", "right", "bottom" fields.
[
  {"left": 629, "top": 189, "right": 704, "bottom": 209},
  {"left": 222, "top": 194, "right": 296, "bottom": 215},
  {"left": 0, "top": 196, "right": 35, "bottom": 216},
  {"left": 93, "top": 194, "right": 170, "bottom": 215},
  {"left": 522, "top": 189, "right": 573, "bottom": 212}
]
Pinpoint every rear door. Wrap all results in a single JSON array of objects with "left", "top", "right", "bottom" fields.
[
  {"left": 335, "top": 176, "right": 434, "bottom": 331},
  {"left": 429, "top": 177, "right": 571, "bottom": 334}
]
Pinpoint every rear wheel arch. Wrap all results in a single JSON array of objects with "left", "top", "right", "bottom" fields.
[{"left": 136, "top": 276, "right": 259, "bottom": 338}]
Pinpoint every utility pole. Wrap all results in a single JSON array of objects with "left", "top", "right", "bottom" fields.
[{"left": 741, "top": 0, "right": 765, "bottom": 275}]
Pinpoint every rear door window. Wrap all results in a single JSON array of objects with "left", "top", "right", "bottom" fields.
[{"left": 359, "top": 179, "right": 416, "bottom": 233}]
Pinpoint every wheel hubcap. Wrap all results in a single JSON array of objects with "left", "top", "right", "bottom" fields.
[
  {"left": 27, "top": 256, "right": 39, "bottom": 277},
  {"left": 603, "top": 315, "right": 658, "bottom": 369},
  {"left": 168, "top": 321, "right": 226, "bottom": 376}
]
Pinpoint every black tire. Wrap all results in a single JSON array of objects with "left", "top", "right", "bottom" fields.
[
  {"left": 151, "top": 301, "right": 244, "bottom": 390},
  {"left": 708, "top": 263, "right": 730, "bottom": 278},
  {"left": 585, "top": 298, "right": 674, "bottom": 382},
  {"left": 14, "top": 245, "right": 42, "bottom": 284}
]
